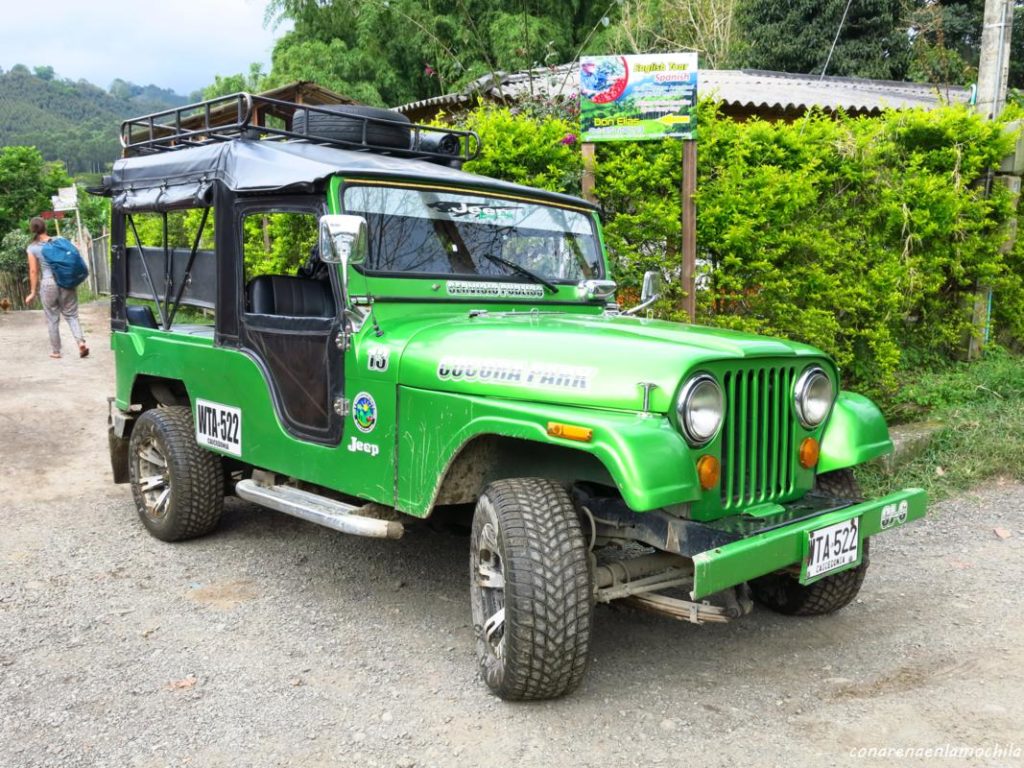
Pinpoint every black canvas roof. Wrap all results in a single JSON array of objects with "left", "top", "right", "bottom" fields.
[{"left": 95, "top": 139, "right": 597, "bottom": 213}]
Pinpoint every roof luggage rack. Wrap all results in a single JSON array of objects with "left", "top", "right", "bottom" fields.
[{"left": 120, "top": 92, "right": 481, "bottom": 165}]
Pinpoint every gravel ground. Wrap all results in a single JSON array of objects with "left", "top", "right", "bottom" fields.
[{"left": 1, "top": 303, "right": 1023, "bottom": 768}]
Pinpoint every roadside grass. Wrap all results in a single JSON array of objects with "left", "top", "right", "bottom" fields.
[{"left": 857, "top": 348, "right": 1024, "bottom": 502}]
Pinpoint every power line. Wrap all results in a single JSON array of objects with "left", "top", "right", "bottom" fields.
[{"left": 820, "top": 0, "right": 856, "bottom": 80}]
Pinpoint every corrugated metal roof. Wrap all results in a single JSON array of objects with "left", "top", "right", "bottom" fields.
[{"left": 396, "top": 66, "right": 971, "bottom": 118}]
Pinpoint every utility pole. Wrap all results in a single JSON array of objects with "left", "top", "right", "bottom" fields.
[
  {"left": 970, "top": 0, "right": 1018, "bottom": 359},
  {"left": 976, "top": 0, "right": 1014, "bottom": 120}
]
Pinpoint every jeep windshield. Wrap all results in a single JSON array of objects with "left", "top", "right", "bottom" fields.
[{"left": 342, "top": 184, "right": 603, "bottom": 288}]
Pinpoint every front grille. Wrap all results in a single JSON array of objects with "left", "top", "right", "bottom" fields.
[{"left": 720, "top": 364, "right": 798, "bottom": 510}]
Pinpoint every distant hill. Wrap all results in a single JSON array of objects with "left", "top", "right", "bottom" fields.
[{"left": 0, "top": 66, "right": 190, "bottom": 174}]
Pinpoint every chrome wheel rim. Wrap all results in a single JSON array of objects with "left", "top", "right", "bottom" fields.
[
  {"left": 474, "top": 521, "right": 506, "bottom": 660},
  {"left": 135, "top": 437, "right": 171, "bottom": 521}
]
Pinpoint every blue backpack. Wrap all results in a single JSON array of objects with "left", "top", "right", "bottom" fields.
[{"left": 41, "top": 237, "right": 89, "bottom": 289}]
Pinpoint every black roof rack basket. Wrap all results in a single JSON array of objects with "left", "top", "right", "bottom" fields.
[{"left": 120, "top": 92, "right": 481, "bottom": 164}]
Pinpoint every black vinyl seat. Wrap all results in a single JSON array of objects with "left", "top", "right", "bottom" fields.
[
  {"left": 247, "top": 275, "right": 336, "bottom": 317},
  {"left": 126, "top": 304, "right": 159, "bottom": 328}
]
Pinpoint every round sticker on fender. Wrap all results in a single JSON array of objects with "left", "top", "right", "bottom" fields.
[{"left": 352, "top": 392, "right": 377, "bottom": 433}]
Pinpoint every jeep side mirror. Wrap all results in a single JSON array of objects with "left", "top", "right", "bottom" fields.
[
  {"left": 319, "top": 214, "right": 368, "bottom": 267},
  {"left": 320, "top": 215, "right": 368, "bottom": 309},
  {"left": 624, "top": 270, "right": 663, "bottom": 315},
  {"left": 641, "top": 270, "right": 663, "bottom": 302}
]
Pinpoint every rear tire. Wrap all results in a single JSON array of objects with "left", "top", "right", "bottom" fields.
[
  {"left": 128, "top": 406, "right": 223, "bottom": 542},
  {"left": 749, "top": 469, "right": 869, "bottom": 616},
  {"left": 292, "top": 104, "right": 411, "bottom": 149},
  {"left": 469, "top": 478, "right": 593, "bottom": 700}
]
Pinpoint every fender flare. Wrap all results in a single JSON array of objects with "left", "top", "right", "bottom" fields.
[
  {"left": 395, "top": 388, "right": 700, "bottom": 516},
  {"left": 818, "top": 391, "right": 893, "bottom": 474}
]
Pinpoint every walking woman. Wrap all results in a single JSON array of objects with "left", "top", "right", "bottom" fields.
[{"left": 24, "top": 217, "right": 89, "bottom": 359}]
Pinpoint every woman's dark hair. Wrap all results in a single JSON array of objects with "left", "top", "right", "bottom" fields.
[{"left": 29, "top": 217, "right": 47, "bottom": 241}]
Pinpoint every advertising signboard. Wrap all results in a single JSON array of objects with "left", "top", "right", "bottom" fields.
[
  {"left": 580, "top": 53, "right": 698, "bottom": 142},
  {"left": 51, "top": 186, "right": 78, "bottom": 212}
]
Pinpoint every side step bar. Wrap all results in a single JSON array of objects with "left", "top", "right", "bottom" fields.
[{"left": 235, "top": 479, "right": 404, "bottom": 539}]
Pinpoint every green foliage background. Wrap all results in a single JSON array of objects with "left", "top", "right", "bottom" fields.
[
  {"left": 732, "top": 0, "right": 912, "bottom": 80},
  {"left": 125, "top": 209, "right": 316, "bottom": 281},
  {"left": 256, "top": 0, "right": 1024, "bottom": 108},
  {"left": 0, "top": 67, "right": 188, "bottom": 175},
  {"left": 261, "top": 0, "right": 618, "bottom": 106},
  {"left": 0, "top": 146, "right": 62, "bottom": 235},
  {"left": 458, "top": 102, "right": 1022, "bottom": 400}
]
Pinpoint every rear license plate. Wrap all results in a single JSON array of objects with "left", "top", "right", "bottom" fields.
[{"left": 804, "top": 517, "right": 860, "bottom": 580}]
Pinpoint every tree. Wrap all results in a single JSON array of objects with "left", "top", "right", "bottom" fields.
[
  {"left": 0, "top": 147, "right": 52, "bottom": 236},
  {"left": 604, "top": 0, "right": 739, "bottom": 67},
  {"left": 202, "top": 63, "right": 268, "bottom": 100},
  {"left": 78, "top": 186, "right": 111, "bottom": 239},
  {"left": 732, "top": 0, "right": 912, "bottom": 79},
  {"left": 261, "top": 0, "right": 624, "bottom": 107},
  {"left": 907, "top": 1, "right": 1024, "bottom": 88}
]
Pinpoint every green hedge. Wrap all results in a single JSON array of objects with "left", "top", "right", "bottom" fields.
[{"left": 459, "top": 102, "right": 1022, "bottom": 399}]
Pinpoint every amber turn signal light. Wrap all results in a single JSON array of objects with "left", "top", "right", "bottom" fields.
[
  {"left": 547, "top": 422, "right": 593, "bottom": 442},
  {"left": 697, "top": 454, "right": 720, "bottom": 490},
  {"left": 799, "top": 437, "right": 820, "bottom": 469}
]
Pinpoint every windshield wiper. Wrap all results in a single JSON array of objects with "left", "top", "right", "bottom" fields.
[{"left": 482, "top": 254, "right": 559, "bottom": 294}]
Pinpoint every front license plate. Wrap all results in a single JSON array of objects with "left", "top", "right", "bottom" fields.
[{"left": 804, "top": 517, "right": 860, "bottom": 580}]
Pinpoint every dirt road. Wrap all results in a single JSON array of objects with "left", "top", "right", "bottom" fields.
[{"left": 1, "top": 302, "right": 1022, "bottom": 767}]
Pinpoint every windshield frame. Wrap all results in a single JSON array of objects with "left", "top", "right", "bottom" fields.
[{"left": 339, "top": 179, "right": 606, "bottom": 286}]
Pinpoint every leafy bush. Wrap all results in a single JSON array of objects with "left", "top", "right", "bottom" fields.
[
  {"left": 241, "top": 212, "right": 317, "bottom": 278},
  {"left": 0, "top": 228, "right": 31, "bottom": 279},
  {"left": 690, "top": 105, "right": 1016, "bottom": 397},
  {"left": 462, "top": 105, "right": 582, "bottom": 194},
  {"left": 453, "top": 102, "right": 1022, "bottom": 402}
]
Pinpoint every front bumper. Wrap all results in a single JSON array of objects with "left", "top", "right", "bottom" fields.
[{"left": 691, "top": 487, "right": 927, "bottom": 599}]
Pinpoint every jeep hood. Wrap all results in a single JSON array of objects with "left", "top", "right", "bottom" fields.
[{"left": 394, "top": 312, "right": 827, "bottom": 414}]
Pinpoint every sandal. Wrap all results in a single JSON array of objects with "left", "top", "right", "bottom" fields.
[
  {"left": 50, "top": 352, "right": 61, "bottom": 359},
  {"left": 78, "top": 343, "right": 89, "bottom": 358}
]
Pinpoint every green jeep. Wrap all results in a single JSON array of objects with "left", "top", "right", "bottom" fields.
[{"left": 100, "top": 94, "right": 926, "bottom": 701}]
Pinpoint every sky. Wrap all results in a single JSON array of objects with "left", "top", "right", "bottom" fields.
[{"left": 0, "top": 0, "right": 291, "bottom": 96}]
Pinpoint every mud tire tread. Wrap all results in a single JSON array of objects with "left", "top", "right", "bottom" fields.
[
  {"left": 128, "top": 406, "right": 223, "bottom": 542},
  {"left": 471, "top": 478, "right": 593, "bottom": 701},
  {"left": 749, "top": 469, "right": 869, "bottom": 616}
]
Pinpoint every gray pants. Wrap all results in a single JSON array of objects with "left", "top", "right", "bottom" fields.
[{"left": 40, "top": 279, "right": 85, "bottom": 354}]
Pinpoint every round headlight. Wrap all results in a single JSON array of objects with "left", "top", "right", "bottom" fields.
[
  {"left": 677, "top": 374, "right": 723, "bottom": 446},
  {"left": 795, "top": 367, "right": 834, "bottom": 428}
]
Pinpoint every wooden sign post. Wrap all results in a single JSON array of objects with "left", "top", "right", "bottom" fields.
[{"left": 681, "top": 140, "right": 697, "bottom": 322}]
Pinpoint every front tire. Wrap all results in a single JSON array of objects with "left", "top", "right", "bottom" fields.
[
  {"left": 469, "top": 478, "right": 593, "bottom": 701},
  {"left": 128, "top": 406, "right": 223, "bottom": 542},
  {"left": 749, "top": 469, "right": 869, "bottom": 616}
]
